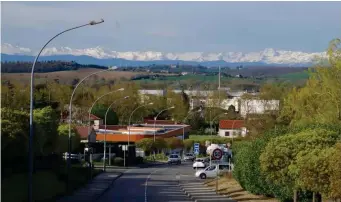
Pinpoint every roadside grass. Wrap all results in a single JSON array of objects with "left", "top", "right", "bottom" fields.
[
  {"left": 204, "top": 175, "right": 278, "bottom": 202},
  {"left": 1, "top": 167, "right": 102, "bottom": 202}
]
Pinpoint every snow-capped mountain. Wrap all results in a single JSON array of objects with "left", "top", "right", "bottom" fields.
[{"left": 0, "top": 43, "right": 326, "bottom": 66}]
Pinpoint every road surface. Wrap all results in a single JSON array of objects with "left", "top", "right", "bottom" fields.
[{"left": 98, "top": 161, "right": 200, "bottom": 202}]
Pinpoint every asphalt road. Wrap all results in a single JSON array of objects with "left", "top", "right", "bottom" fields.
[{"left": 98, "top": 161, "right": 200, "bottom": 202}]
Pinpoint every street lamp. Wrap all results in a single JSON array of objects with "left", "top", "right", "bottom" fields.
[
  {"left": 182, "top": 108, "right": 202, "bottom": 141},
  {"left": 67, "top": 68, "right": 112, "bottom": 190},
  {"left": 88, "top": 88, "right": 124, "bottom": 133},
  {"left": 103, "top": 96, "right": 129, "bottom": 171},
  {"left": 153, "top": 106, "right": 175, "bottom": 142},
  {"left": 28, "top": 19, "right": 104, "bottom": 201},
  {"left": 128, "top": 102, "right": 154, "bottom": 146},
  {"left": 153, "top": 106, "right": 175, "bottom": 158}
]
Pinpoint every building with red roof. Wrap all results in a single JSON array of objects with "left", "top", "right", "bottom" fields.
[{"left": 218, "top": 120, "right": 247, "bottom": 138}]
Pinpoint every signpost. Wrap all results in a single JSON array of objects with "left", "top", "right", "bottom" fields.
[{"left": 193, "top": 143, "right": 200, "bottom": 155}]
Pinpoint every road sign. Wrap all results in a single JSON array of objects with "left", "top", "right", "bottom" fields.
[
  {"left": 212, "top": 148, "right": 223, "bottom": 160},
  {"left": 193, "top": 143, "right": 200, "bottom": 155}
]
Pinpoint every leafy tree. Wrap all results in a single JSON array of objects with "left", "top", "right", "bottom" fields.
[
  {"left": 295, "top": 147, "right": 335, "bottom": 200},
  {"left": 91, "top": 104, "right": 118, "bottom": 125},
  {"left": 166, "top": 88, "right": 190, "bottom": 122},
  {"left": 57, "top": 124, "right": 81, "bottom": 153},
  {"left": 154, "top": 138, "right": 167, "bottom": 152},
  {"left": 1, "top": 108, "right": 29, "bottom": 159},
  {"left": 33, "top": 106, "right": 59, "bottom": 155},
  {"left": 183, "top": 139, "right": 194, "bottom": 151},
  {"left": 135, "top": 138, "right": 154, "bottom": 153},
  {"left": 165, "top": 137, "right": 183, "bottom": 150},
  {"left": 259, "top": 128, "right": 340, "bottom": 201}
]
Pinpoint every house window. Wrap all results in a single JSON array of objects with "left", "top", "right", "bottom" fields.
[{"left": 225, "top": 131, "right": 230, "bottom": 136}]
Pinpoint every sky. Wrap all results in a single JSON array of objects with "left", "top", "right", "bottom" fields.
[{"left": 1, "top": 1, "right": 341, "bottom": 53}]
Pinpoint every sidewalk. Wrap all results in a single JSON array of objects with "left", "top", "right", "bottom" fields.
[
  {"left": 57, "top": 171, "right": 123, "bottom": 202},
  {"left": 179, "top": 181, "right": 236, "bottom": 202}
]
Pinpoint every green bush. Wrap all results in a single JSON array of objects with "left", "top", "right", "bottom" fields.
[
  {"left": 113, "top": 157, "right": 124, "bottom": 166},
  {"left": 232, "top": 126, "right": 293, "bottom": 201}
]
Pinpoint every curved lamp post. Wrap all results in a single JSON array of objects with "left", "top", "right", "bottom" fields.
[
  {"left": 128, "top": 102, "right": 153, "bottom": 146},
  {"left": 103, "top": 96, "right": 129, "bottom": 171},
  {"left": 88, "top": 88, "right": 124, "bottom": 133},
  {"left": 153, "top": 106, "right": 175, "bottom": 142},
  {"left": 67, "top": 68, "right": 111, "bottom": 190},
  {"left": 153, "top": 106, "right": 175, "bottom": 158},
  {"left": 28, "top": 19, "right": 104, "bottom": 202},
  {"left": 182, "top": 108, "right": 202, "bottom": 141}
]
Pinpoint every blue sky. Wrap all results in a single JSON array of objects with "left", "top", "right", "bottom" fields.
[{"left": 1, "top": 1, "right": 341, "bottom": 53}]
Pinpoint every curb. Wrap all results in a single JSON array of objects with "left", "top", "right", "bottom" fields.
[{"left": 92, "top": 172, "right": 123, "bottom": 202}]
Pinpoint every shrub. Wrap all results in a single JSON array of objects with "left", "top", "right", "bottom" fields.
[
  {"left": 113, "top": 157, "right": 124, "bottom": 166},
  {"left": 232, "top": 126, "right": 294, "bottom": 201}
]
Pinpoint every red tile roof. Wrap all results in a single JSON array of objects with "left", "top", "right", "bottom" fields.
[
  {"left": 219, "top": 120, "right": 244, "bottom": 129},
  {"left": 75, "top": 126, "right": 91, "bottom": 139},
  {"left": 90, "top": 114, "right": 101, "bottom": 120}
]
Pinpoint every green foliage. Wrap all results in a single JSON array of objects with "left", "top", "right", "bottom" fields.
[
  {"left": 33, "top": 106, "right": 59, "bottom": 155},
  {"left": 113, "top": 157, "right": 124, "bottom": 166},
  {"left": 154, "top": 138, "right": 167, "bottom": 150},
  {"left": 1, "top": 108, "right": 30, "bottom": 158},
  {"left": 259, "top": 128, "right": 340, "bottom": 199},
  {"left": 232, "top": 128, "right": 292, "bottom": 201},
  {"left": 183, "top": 139, "right": 194, "bottom": 151},
  {"left": 295, "top": 147, "right": 335, "bottom": 198},
  {"left": 91, "top": 104, "right": 118, "bottom": 125},
  {"left": 165, "top": 137, "right": 183, "bottom": 149},
  {"left": 135, "top": 138, "right": 154, "bottom": 152},
  {"left": 57, "top": 124, "right": 81, "bottom": 153}
]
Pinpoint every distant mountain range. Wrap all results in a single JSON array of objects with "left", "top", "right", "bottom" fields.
[{"left": 1, "top": 43, "right": 327, "bottom": 67}]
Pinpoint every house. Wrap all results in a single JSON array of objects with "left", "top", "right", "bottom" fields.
[{"left": 218, "top": 120, "right": 247, "bottom": 138}]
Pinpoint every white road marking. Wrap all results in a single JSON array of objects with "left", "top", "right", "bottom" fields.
[{"left": 144, "top": 168, "right": 167, "bottom": 202}]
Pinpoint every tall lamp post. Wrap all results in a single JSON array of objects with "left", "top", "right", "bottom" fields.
[
  {"left": 153, "top": 106, "right": 175, "bottom": 142},
  {"left": 67, "top": 68, "right": 111, "bottom": 190},
  {"left": 103, "top": 96, "right": 129, "bottom": 171},
  {"left": 128, "top": 102, "right": 154, "bottom": 147},
  {"left": 182, "top": 108, "right": 202, "bottom": 141},
  {"left": 88, "top": 88, "right": 124, "bottom": 133},
  {"left": 153, "top": 106, "right": 175, "bottom": 158},
  {"left": 209, "top": 112, "right": 227, "bottom": 165},
  {"left": 28, "top": 19, "right": 104, "bottom": 201}
]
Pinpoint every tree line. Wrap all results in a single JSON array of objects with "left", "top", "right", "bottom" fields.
[{"left": 1, "top": 60, "right": 107, "bottom": 73}]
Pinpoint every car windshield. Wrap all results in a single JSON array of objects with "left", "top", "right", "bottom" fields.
[{"left": 170, "top": 155, "right": 178, "bottom": 158}]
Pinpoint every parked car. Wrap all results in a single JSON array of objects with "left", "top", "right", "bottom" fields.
[
  {"left": 184, "top": 153, "right": 195, "bottom": 161},
  {"left": 192, "top": 157, "right": 210, "bottom": 169},
  {"left": 195, "top": 163, "right": 232, "bottom": 179},
  {"left": 168, "top": 154, "right": 181, "bottom": 165}
]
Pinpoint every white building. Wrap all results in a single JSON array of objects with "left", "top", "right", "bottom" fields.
[
  {"left": 218, "top": 120, "right": 247, "bottom": 138},
  {"left": 239, "top": 99, "right": 280, "bottom": 118}
]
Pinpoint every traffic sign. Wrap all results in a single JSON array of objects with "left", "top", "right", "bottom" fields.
[
  {"left": 193, "top": 143, "right": 200, "bottom": 155},
  {"left": 212, "top": 148, "right": 223, "bottom": 160}
]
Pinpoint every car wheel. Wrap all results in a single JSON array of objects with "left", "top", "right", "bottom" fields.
[{"left": 200, "top": 173, "right": 206, "bottom": 179}]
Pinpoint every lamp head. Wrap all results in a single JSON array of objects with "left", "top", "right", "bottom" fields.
[
  {"left": 89, "top": 19, "right": 104, "bottom": 25},
  {"left": 170, "top": 106, "right": 175, "bottom": 109},
  {"left": 148, "top": 102, "right": 154, "bottom": 105},
  {"left": 117, "top": 88, "right": 124, "bottom": 91},
  {"left": 124, "top": 96, "right": 129, "bottom": 99}
]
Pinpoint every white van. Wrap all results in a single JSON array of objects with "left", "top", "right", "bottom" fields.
[{"left": 195, "top": 163, "right": 233, "bottom": 179}]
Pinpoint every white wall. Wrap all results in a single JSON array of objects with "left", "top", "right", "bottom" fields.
[
  {"left": 240, "top": 99, "right": 279, "bottom": 118},
  {"left": 218, "top": 127, "right": 247, "bottom": 138}
]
